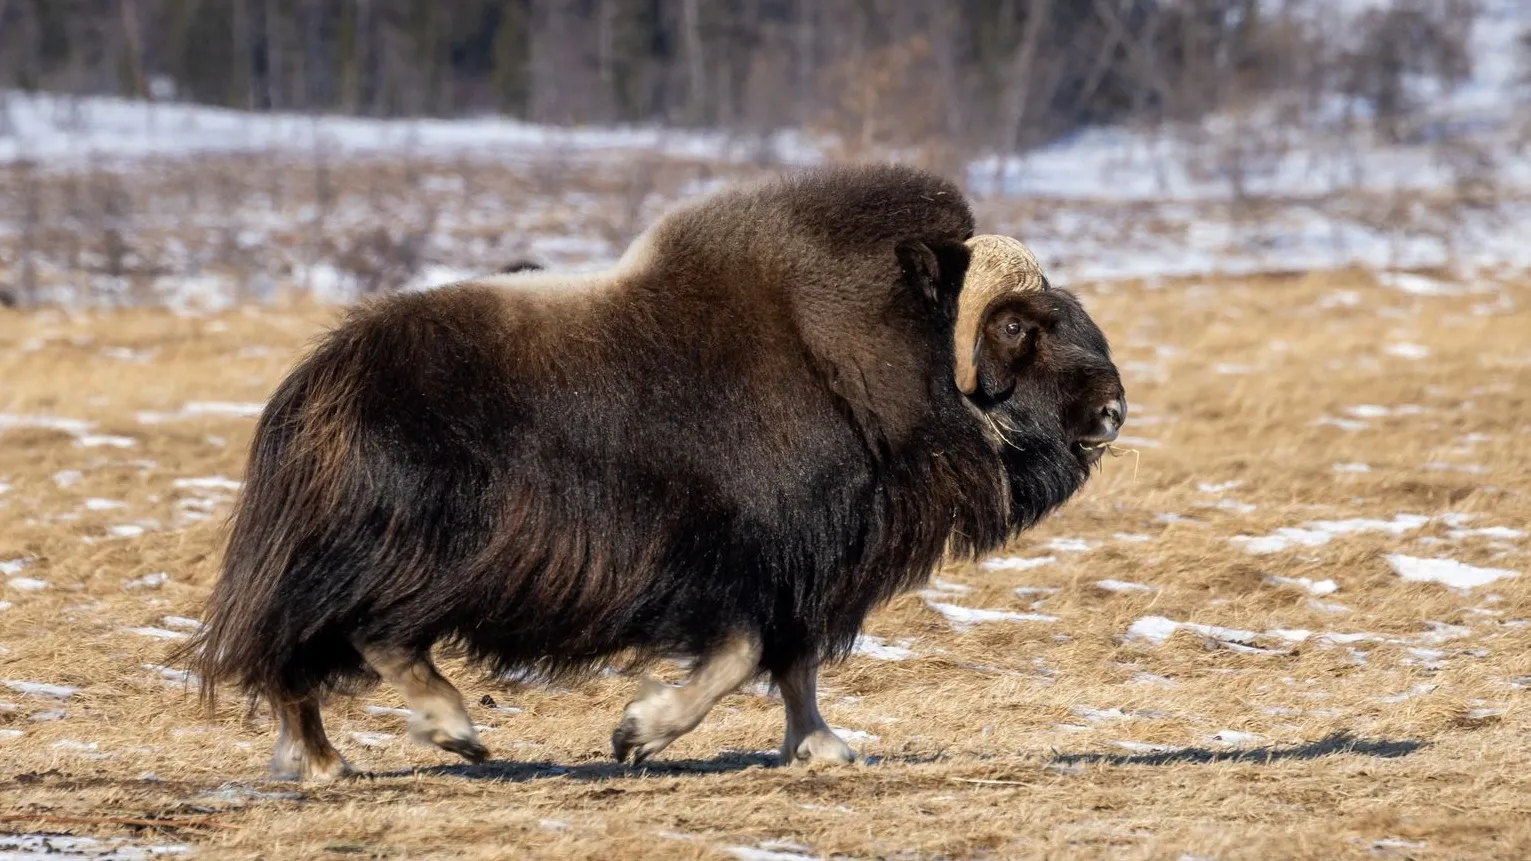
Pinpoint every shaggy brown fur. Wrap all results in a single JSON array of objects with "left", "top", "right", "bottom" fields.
[{"left": 177, "top": 163, "right": 1124, "bottom": 777}]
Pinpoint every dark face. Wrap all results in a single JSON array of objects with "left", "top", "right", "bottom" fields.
[{"left": 968, "top": 288, "right": 1127, "bottom": 471}]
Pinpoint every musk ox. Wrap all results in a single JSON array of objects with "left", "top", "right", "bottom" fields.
[{"left": 179, "top": 163, "right": 1126, "bottom": 781}]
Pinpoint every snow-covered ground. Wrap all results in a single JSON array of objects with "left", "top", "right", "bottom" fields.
[
  {"left": 0, "top": 90, "right": 819, "bottom": 170},
  {"left": 0, "top": 0, "right": 1527, "bottom": 304}
]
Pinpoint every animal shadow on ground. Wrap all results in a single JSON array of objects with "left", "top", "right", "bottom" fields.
[
  {"left": 360, "top": 749, "right": 952, "bottom": 783},
  {"left": 1051, "top": 732, "right": 1424, "bottom": 768},
  {"left": 367, "top": 750, "right": 782, "bottom": 783},
  {"left": 353, "top": 734, "right": 1420, "bottom": 784}
]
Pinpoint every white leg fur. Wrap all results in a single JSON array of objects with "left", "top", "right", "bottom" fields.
[
  {"left": 611, "top": 632, "right": 762, "bottom": 765},
  {"left": 356, "top": 641, "right": 488, "bottom": 764},
  {"left": 270, "top": 697, "right": 352, "bottom": 782},
  {"left": 775, "top": 659, "right": 856, "bottom": 766}
]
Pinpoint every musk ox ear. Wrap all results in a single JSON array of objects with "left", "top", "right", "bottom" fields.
[
  {"left": 895, "top": 240, "right": 942, "bottom": 305},
  {"left": 895, "top": 239, "right": 971, "bottom": 307}
]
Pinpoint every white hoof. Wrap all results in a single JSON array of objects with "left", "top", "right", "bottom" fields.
[{"left": 781, "top": 728, "right": 857, "bottom": 766}]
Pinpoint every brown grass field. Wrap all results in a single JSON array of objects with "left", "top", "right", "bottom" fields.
[{"left": 0, "top": 266, "right": 1527, "bottom": 860}]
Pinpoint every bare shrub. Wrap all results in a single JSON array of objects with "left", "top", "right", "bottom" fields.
[
  {"left": 1342, "top": 0, "right": 1480, "bottom": 144},
  {"left": 327, "top": 213, "right": 438, "bottom": 297}
]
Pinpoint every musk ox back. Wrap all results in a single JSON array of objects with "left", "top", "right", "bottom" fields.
[{"left": 180, "top": 163, "right": 1126, "bottom": 780}]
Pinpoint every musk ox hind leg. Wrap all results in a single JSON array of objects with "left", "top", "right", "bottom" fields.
[
  {"left": 611, "top": 631, "right": 763, "bottom": 766},
  {"left": 774, "top": 659, "right": 856, "bottom": 766},
  {"left": 270, "top": 696, "right": 352, "bottom": 782},
  {"left": 353, "top": 640, "right": 488, "bottom": 764}
]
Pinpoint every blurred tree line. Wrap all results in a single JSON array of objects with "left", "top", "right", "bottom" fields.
[{"left": 0, "top": 0, "right": 1493, "bottom": 152}]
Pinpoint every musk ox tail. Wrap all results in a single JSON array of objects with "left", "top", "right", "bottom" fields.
[{"left": 175, "top": 330, "right": 385, "bottom": 712}]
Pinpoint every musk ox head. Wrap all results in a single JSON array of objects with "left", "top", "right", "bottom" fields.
[{"left": 956, "top": 235, "right": 1127, "bottom": 471}]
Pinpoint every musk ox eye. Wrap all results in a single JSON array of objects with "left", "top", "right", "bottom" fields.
[{"left": 1004, "top": 321, "right": 1023, "bottom": 338}]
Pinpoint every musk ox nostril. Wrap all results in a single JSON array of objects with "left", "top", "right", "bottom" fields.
[{"left": 1101, "top": 401, "right": 1123, "bottom": 429}]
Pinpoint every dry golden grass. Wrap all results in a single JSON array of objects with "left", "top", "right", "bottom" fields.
[{"left": 0, "top": 268, "right": 1528, "bottom": 860}]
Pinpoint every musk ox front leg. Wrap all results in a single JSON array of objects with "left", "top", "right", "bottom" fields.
[
  {"left": 354, "top": 640, "right": 488, "bottom": 764},
  {"left": 774, "top": 658, "right": 856, "bottom": 766},
  {"left": 270, "top": 696, "right": 352, "bottom": 782},
  {"left": 611, "top": 632, "right": 762, "bottom": 765}
]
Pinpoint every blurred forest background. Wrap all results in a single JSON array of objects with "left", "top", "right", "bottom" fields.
[
  {"left": 0, "top": 0, "right": 1506, "bottom": 156},
  {"left": 0, "top": 0, "right": 1528, "bottom": 309}
]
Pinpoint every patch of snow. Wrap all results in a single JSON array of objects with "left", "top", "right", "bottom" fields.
[
  {"left": 183, "top": 401, "right": 266, "bottom": 418},
  {"left": 0, "top": 559, "right": 30, "bottom": 577},
  {"left": 1231, "top": 528, "right": 1333, "bottom": 555},
  {"left": 1071, "top": 706, "right": 1128, "bottom": 722},
  {"left": 77, "top": 434, "right": 137, "bottom": 448},
  {"left": 1406, "top": 647, "right": 1447, "bottom": 668},
  {"left": 724, "top": 845, "right": 822, "bottom": 861},
  {"left": 1377, "top": 272, "right": 1456, "bottom": 296},
  {"left": 363, "top": 705, "right": 412, "bottom": 717},
  {"left": 1124, "top": 616, "right": 1183, "bottom": 645},
  {"left": 138, "top": 403, "right": 264, "bottom": 424},
  {"left": 0, "top": 414, "right": 94, "bottom": 436},
  {"left": 84, "top": 497, "right": 128, "bottom": 511},
  {"left": 1233, "top": 514, "right": 1430, "bottom": 554},
  {"left": 852, "top": 635, "right": 915, "bottom": 661},
  {"left": 144, "top": 664, "right": 198, "bottom": 686},
  {"left": 1123, "top": 617, "right": 1382, "bottom": 654},
  {"left": 1422, "top": 462, "right": 1490, "bottom": 475},
  {"left": 1155, "top": 512, "right": 1202, "bottom": 525},
  {"left": 0, "top": 834, "right": 191, "bottom": 859},
  {"left": 123, "top": 571, "right": 169, "bottom": 590},
  {"left": 1384, "top": 343, "right": 1431, "bottom": 359},
  {"left": 1114, "top": 532, "right": 1154, "bottom": 543},
  {"left": 1344, "top": 404, "right": 1426, "bottom": 419},
  {"left": 1382, "top": 682, "right": 1439, "bottom": 703},
  {"left": 830, "top": 728, "right": 878, "bottom": 743},
  {"left": 1314, "top": 416, "right": 1369, "bottom": 432},
  {"left": 170, "top": 476, "right": 243, "bottom": 492},
  {"left": 1197, "top": 481, "right": 1244, "bottom": 494},
  {"left": 1012, "top": 584, "right": 1061, "bottom": 597},
  {"left": 52, "top": 469, "right": 84, "bottom": 487},
  {"left": 924, "top": 600, "right": 1058, "bottom": 633},
  {"left": 3, "top": 680, "right": 79, "bottom": 699},
  {"left": 107, "top": 524, "right": 148, "bottom": 538},
  {"left": 981, "top": 555, "right": 1056, "bottom": 571},
  {"left": 6, "top": 577, "right": 47, "bottom": 592},
  {"left": 349, "top": 731, "right": 394, "bottom": 747},
  {"left": 1332, "top": 462, "right": 1372, "bottom": 473},
  {"left": 1449, "top": 526, "right": 1524, "bottom": 540},
  {"left": 1096, "top": 579, "right": 1156, "bottom": 594},
  {"left": 1112, "top": 740, "right": 1180, "bottom": 754},
  {"left": 1265, "top": 575, "right": 1339, "bottom": 596},
  {"left": 1386, "top": 554, "right": 1517, "bottom": 590},
  {"left": 1043, "top": 538, "right": 1094, "bottom": 553},
  {"left": 123, "top": 626, "right": 188, "bottom": 640},
  {"left": 161, "top": 616, "right": 201, "bottom": 630},
  {"left": 926, "top": 578, "right": 972, "bottom": 595},
  {"left": 1207, "top": 730, "right": 1265, "bottom": 745}
]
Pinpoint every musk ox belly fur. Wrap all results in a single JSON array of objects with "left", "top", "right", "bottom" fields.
[{"left": 181, "top": 163, "right": 1117, "bottom": 775}]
